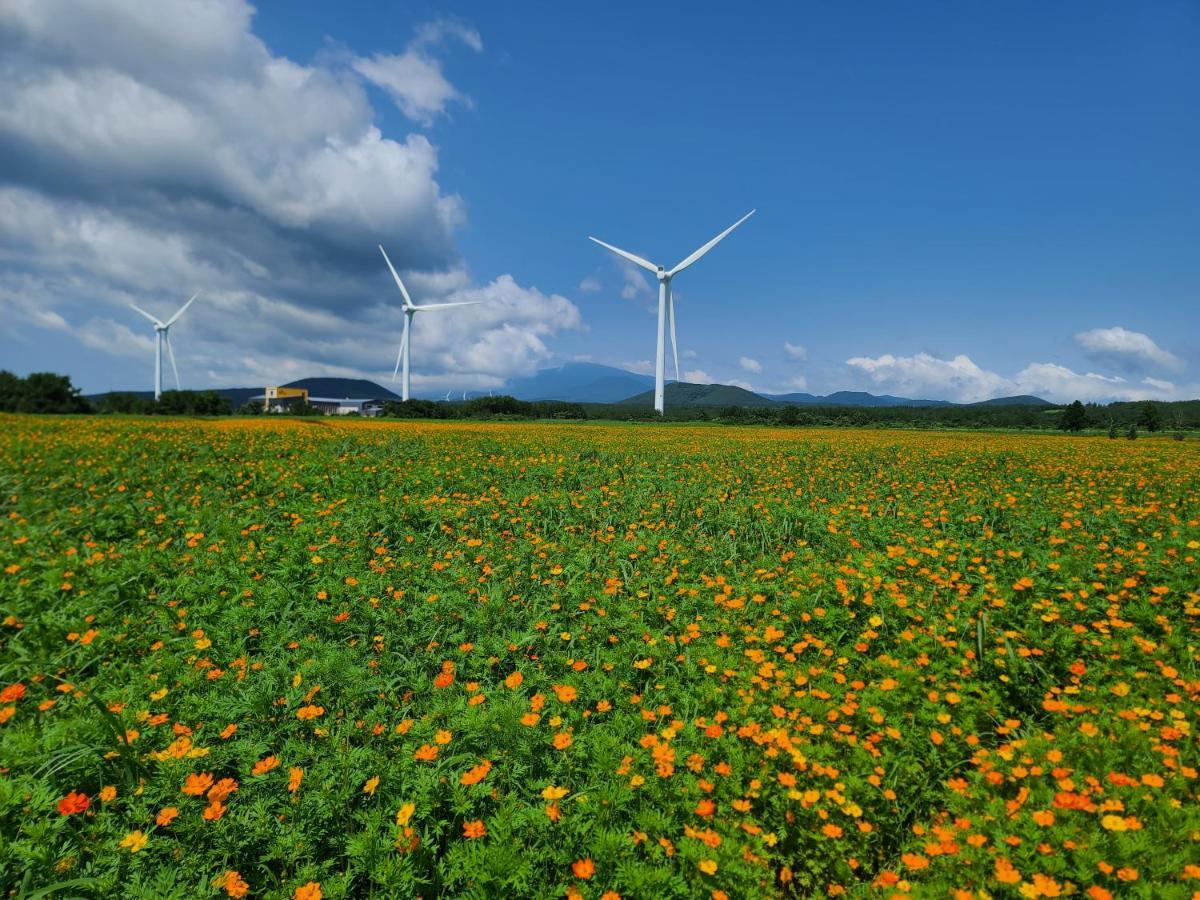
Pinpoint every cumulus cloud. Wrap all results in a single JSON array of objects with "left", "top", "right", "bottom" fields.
[
  {"left": 578, "top": 275, "right": 602, "bottom": 293},
  {"left": 684, "top": 369, "right": 712, "bottom": 383},
  {"left": 739, "top": 356, "right": 762, "bottom": 373},
  {"left": 0, "top": 1, "right": 581, "bottom": 392},
  {"left": 351, "top": 19, "right": 482, "bottom": 125},
  {"left": 784, "top": 342, "right": 807, "bottom": 361},
  {"left": 845, "top": 351, "right": 1191, "bottom": 403},
  {"left": 784, "top": 375, "right": 808, "bottom": 391},
  {"left": 1075, "top": 326, "right": 1184, "bottom": 374}
]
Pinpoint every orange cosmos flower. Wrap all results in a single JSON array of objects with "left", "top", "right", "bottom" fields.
[
  {"left": 294, "top": 883, "right": 322, "bottom": 900},
  {"left": 901, "top": 853, "right": 929, "bottom": 871},
  {"left": 98, "top": 785, "right": 117, "bottom": 802},
  {"left": 698, "top": 859, "right": 718, "bottom": 875},
  {"left": 216, "top": 870, "right": 249, "bottom": 897},
  {"left": 0, "top": 683, "right": 25, "bottom": 703},
  {"left": 463, "top": 820, "right": 486, "bottom": 838},
  {"left": 219, "top": 724, "right": 237, "bottom": 739},
  {"left": 57, "top": 791, "right": 89, "bottom": 815},
  {"left": 552, "top": 684, "right": 577, "bottom": 703},
  {"left": 434, "top": 729, "right": 453, "bottom": 744},
  {"left": 203, "top": 799, "right": 227, "bottom": 821},
  {"left": 208, "top": 778, "right": 238, "bottom": 803},
  {"left": 288, "top": 767, "right": 304, "bottom": 792},
  {"left": 572, "top": 859, "right": 595, "bottom": 879},
  {"left": 252, "top": 755, "right": 280, "bottom": 776},
  {"left": 296, "top": 705, "right": 324, "bottom": 720},
  {"left": 414, "top": 744, "right": 439, "bottom": 761},
  {"left": 460, "top": 760, "right": 492, "bottom": 786},
  {"left": 822, "top": 823, "right": 844, "bottom": 839},
  {"left": 504, "top": 671, "right": 524, "bottom": 689},
  {"left": 552, "top": 732, "right": 573, "bottom": 750},
  {"left": 183, "top": 772, "right": 214, "bottom": 796},
  {"left": 994, "top": 858, "right": 1021, "bottom": 884},
  {"left": 156, "top": 806, "right": 179, "bottom": 826}
]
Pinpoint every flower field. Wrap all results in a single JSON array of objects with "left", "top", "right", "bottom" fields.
[{"left": 1, "top": 415, "right": 1197, "bottom": 899}]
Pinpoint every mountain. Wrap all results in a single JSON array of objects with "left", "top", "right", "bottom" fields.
[
  {"left": 619, "top": 382, "right": 780, "bottom": 408},
  {"left": 969, "top": 395, "right": 1053, "bottom": 407},
  {"left": 505, "top": 363, "right": 654, "bottom": 403},
  {"left": 763, "top": 390, "right": 954, "bottom": 407},
  {"left": 86, "top": 377, "right": 398, "bottom": 407},
  {"left": 280, "top": 378, "right": 399, "bottom": 399}
]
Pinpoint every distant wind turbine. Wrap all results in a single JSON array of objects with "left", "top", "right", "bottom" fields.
[
  {"left": 444, "top": 390, "right": 452, "bottom": 402},
  {"left": 128, "top": 291, "right": 201, "bottom": 401},
  {"left": 589, "top": 210, "right": 754, "bottom": 413},
  {"left": 379, "top": 245, "right": 481, "bottom": 402}
]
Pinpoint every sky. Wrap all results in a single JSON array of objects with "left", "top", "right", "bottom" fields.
[{"left": 1, "top": 0, "right": 1197, "bottom": 403}]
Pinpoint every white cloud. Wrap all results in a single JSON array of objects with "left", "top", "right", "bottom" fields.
[
  {"left": 684, "top": 368, "right": 712, "bottom": 383},
  {"left": 727, "top": 378, "right": 754, "bottom": 391},
  {"left": 1075, "top": 326, "right": 1184, "bottom": 374},
  {"left": 622, "top": 359, "right": 654, "bottom": 375},
  {"left": 739, "top": 356, "right": 762, "bottom": 373},
  {"left": 784, "top": 375, "right": 808, "bottom": 391},
  {"left": 845, "top": 350, "right": 1193, "bottom": 403},
  {"left": 351, "top": 19, "right": 482, "bottom": 125},
  {"left": 578, "top": 275, "right": 602, "bottom": 293},
  {"left": 784, "top": 341, "right": 807, "bottom": 361},
  {"left": 0, "top": 3, "right": 579, "bottom": 392}
]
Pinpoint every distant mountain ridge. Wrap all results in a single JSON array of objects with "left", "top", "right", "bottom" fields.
[{"left": 86, "top": 365, "right": 1052, "bottom": 409}]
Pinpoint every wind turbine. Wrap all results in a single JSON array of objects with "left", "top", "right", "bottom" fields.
[
  {"left": 589, "top": 210, "right": 754, "bottom": 414},
  {"left": 129, "top": 291, "right": 201, "bottom": 401},
  {"left": 379, "top": 245, "right": 481, "bottom": 401}
]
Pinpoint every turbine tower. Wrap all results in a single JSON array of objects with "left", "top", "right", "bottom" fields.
[
  {"left": 129, "top": 291, "right": 201, "bottom": 401},
  {"left": 379, "top": 245, "right": 481, "bottom": 402},
  {"left": 589, "top": 210, "right": 754, "bottom": 414}
]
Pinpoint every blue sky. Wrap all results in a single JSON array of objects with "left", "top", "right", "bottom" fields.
[{"left": 1, "top": 1, "right": 1197, "bottom": 401}]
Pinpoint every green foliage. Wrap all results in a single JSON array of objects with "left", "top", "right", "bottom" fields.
[{"left": 0, "top": 371, "right": 89, "bottom": 414}]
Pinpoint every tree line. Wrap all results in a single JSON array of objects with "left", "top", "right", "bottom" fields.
[{"left": 2, "top": 370, "right": 1197, "bottom": 434}]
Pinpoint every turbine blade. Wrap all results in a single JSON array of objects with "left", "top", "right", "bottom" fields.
[
  {"left": 130, "top": 304, "right": 163, "bottom": 327},
  {"left": 164, "top": 331, "right": 181, "bottom": 389},
  {"left": 414, "top": 300, "right": 482, "bottom": 310},
  {"left": 668, "top": 295, "right": 680, "bottom": 383},
  {"left": 379, "top": 244, "right": 414, "bottom": 308},
  {"left": 668, "top": 209, "right": 755, "bottom": 277},
  {"left": 587, "top": 236, "right": 659, "bottom": 274},
  {"left": 164, "top": 290, "right": 201, "bottom": 327}
]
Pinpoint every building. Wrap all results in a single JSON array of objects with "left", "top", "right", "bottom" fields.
[
  {"left": 262, "top": 386, "right": 309, "bottom": 411},
  {"left": 253, "top": 387, "right": 386, "bottom": 416}
]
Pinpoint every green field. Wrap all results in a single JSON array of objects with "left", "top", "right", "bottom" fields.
[{"left": 1, "top": 415, "right": 1197, "bottom": 898}]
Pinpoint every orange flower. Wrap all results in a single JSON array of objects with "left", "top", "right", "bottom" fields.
[
  {"left": 252, "top": 755, "right": 280, "bottom": 776},
  {"left": 414, "top": 744, "right": 439, "bottom": 761},
  {"left": 994, "top": 858, "right": 1021, "bottom": 884},
  {"left": 1031, "top": 810, "right": 1055, "bottom": 826},
  {"left": 822, "top": 823, "right": 844, "bottom": 839},
  {"left": 219, "top": 724, "right": 237, "bottom": 740},
  {"left": 294, "top": 883, "right": 322, "bottom": 900},
  {"left": 553, "top": 732, "right": 573, "bottom": 750},
  {"left": 698, "top": 859, "right": 718, "bottom": 875},
  {"left": 901, "top": 853, "right": 929, "bottom": 871},
  {"left": 463, "top": 819, "right": 486, "bottom": 838},
  {"left": 434, "top": 729, "right": 453, "bottom": 745},
  {"left": 460, "top": 759, "right": 492, "bottom": 786},
  {"left": 156, "top": 806, "right": 179, "bottom": 826},
  {"left": 203, "top": 799, "right": 227, "bottom": 821},
  {"left": 98, "top": 785, "right": 117, "bottom": 802},
  {"left": 553, "top": 684, "right": 577, "bottom": 703},
  {"left": 288, "top": 767, "right": 304, "bottom": 792},
  {"left": 183, "top": 772, "right": 214, "bottom": 796},
  {"left": 216, "top": 870, "right": 249, "bottom": 898},
  {"left": 572, "top": 859, "right": 595, "bottom": 879},
  {"left": 504, "top": 672, "right": 524, "bottom": 689},
  {"left": 0, "top": 683, "right": 25, "bottom": 703},
  {"left": 541, "top": 785, "right": 568, "bottom": 800},
  {"left": 296, "top": 705, "right": 324, "bottom": 720},
  {"left": 57, "top": 791, "right": 89, "bottom": 815},
  {"left": 208, "top": 778, "right": 238, "bottom": 803}
]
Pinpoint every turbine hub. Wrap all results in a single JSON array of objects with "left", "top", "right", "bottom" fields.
[{"left": 656, "top": 266, "right": 667, "bottom": 282}]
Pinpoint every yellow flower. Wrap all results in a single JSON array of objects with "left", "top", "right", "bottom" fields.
[
  {"left": 120, "top": 830, "right": 148, "bottom": 853},
  {"left": 699, "top": 859, "right": 718, "bottom": 875},
  {"left": 396, "top": 802, "right": 416, "bottom": 827},
  {"left": 541, "top": 785, "right": 568, "bottom": 800},
  {"left": 363, "top": 775, "right": 380, "bottom": 795}
]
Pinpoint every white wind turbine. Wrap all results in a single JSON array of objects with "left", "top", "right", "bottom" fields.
[
  {"left": 129, "top": 291, "right": 202, "bottom": 401},
  {"left": 589, "top": 210, "right": 754, "bottom": 414},
  {"left": 379, "top": 245, "right": 481, "bottom": 402}
]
